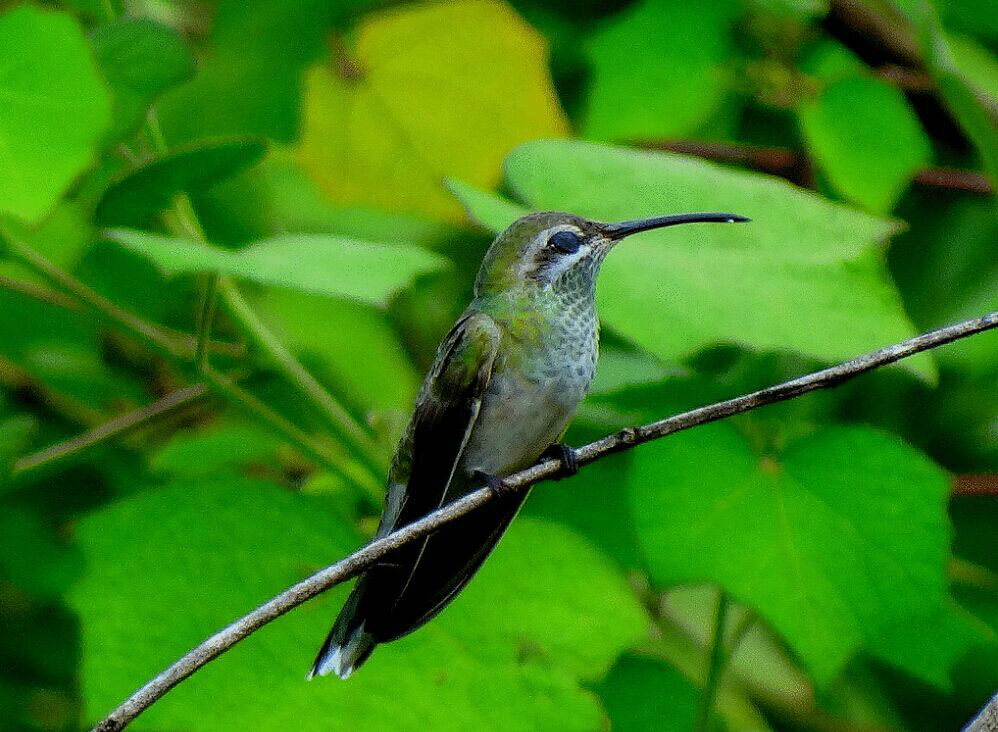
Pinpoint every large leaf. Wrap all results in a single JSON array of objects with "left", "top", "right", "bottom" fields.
[
  {"left": 68, "top": 477, "right": 645, "bottom": 731},
  {"left": 0, "top": 5, "right": 111, "bottom": 221},
  {"left": 0, "top": 508, "right": 83, "bottom": 600},
  {"left": 582, "top": 0, "right": 734, "bottom": 141},
  {"left": 96, "top": 139, "right": 268, "bottom": 226},
  {"left": 295, "top": 0, "right": 568, "bottom": 220},
  {"left": 156, "top": 0, "right": 337, "bottom": 143},
  {"left": 799, "top": 74, "right": 931, "bottom": 212},
  {"left": 628, "top": 423, "right": 951, "bottom": 683},
  {"left": 106, "top": 229, "right": 450, "bottom": 306},
  {"left": 91, "top": 18, "right": 195, "bottom": 143},
  {"left": 150, "top": 423, "right": 283, "bottom": 478},
  {"left": 451, "top": 141, "right": 927, "bottom": 376},
  {"left": 594, "top": 654, "right": 699, "bottom": 732}
]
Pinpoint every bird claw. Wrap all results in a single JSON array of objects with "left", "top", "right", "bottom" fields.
[
  {"left": 474, "top": 470, "right": 515, "bottom": 498},
  {"left": 543, "top": 443, "right": 579, "bottom": 479}
]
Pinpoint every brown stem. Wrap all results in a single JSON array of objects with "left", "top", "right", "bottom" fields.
[
  {"left": 953, "top": 474, "right": 998, "bottom": 497},
  {"left": 640, "top": 139, "right": 994, "bottom": 195},
  {"left": 12, "top": 384, "right": 209, "bottom": 475},
  {"left": 0, "top": 274, "right": 82, "bottom": 310}
]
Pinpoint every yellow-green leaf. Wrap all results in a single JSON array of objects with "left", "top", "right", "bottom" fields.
[{"left": 295, "top": 0, "right": 568, "bottom": 221}]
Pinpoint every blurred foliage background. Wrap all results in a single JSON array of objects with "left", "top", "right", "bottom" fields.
[{"left": 0, "top": 0, "right": 996, "bottom": 730}]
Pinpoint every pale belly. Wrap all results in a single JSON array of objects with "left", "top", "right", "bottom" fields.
[{"left": 459, "top": 357, "right": 592, "bottom": 480}]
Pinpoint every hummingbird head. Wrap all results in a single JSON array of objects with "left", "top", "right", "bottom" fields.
[{"left": 474, "top": 210, "right": 749, "bottom": 299}]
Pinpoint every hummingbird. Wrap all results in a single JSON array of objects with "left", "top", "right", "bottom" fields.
[{"left": 309, "top": 209, "right": 748, "bottom": 679}]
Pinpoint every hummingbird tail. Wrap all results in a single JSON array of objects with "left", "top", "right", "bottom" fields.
[
  {"left": 307, "top": 584, "right": 377, "bottom": 680},
  {"left": 307, "top": 623, "right": 376, "bottom": 680}
]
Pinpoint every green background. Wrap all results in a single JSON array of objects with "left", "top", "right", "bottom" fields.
[{"left": 0, "top": 0, "right": 996, "bottom": 731}]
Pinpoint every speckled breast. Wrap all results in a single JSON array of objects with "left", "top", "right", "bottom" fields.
[{"left": 459, "top": 312, "right": 598, "bottom": 480}]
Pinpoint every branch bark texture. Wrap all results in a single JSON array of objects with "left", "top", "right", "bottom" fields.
[{"left": 92, "top": 311, "right": 998, "bottom": 732}]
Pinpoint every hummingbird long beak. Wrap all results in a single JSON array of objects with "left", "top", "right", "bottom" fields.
[{"left": 603, "top": 212, "right": 750, "bottom": 240}]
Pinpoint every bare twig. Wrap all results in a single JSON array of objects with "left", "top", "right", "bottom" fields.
[
  {"left": 90, "top": 310, "right": 998, "bottom": 732},
  {"left": 0, "top": 354, "right": 103, "bottom": 427},
  {"left": 641, "top": 140, "right": 994, "bottom": 195},
  {"left": 217, "top": 278, "right": 390, "bottom": 477},
  {"left": 0, "top": 273, "right": 82, "bottom": 310},
  {"left": 953, "top": 475, "right": 998, "bottom": 497},
  {"left": 963, "top": 691, "right": 998, "bottom": 732},
  {"left": 1, "top": 229, "right": 189, "bottom": 358},
  {"left": 11, "top": 384, "right": 209, "bottom": 476}
]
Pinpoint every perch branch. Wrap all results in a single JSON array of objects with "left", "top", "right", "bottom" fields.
[
  {"left": 90, "top": 310, "right": 998, "bottom": 732},
  {"left": 963, "top": 691, "right": 998, "bottom": 732}
]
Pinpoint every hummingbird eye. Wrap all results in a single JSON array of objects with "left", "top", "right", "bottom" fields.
[{"left": 548, "top": 230, "right": 582, "bottom": 254}]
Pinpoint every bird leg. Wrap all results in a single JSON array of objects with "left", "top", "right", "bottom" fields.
[
  {"left": 542, "top": 442, "right": 579, "bottom": 479},
  {"left": 473, "top": 469, "right": 515, "bottom": 498}
]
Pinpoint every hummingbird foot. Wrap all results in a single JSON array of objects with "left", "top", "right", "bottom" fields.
[
  {"left": 473, "top": 469, "right": 515, "bottom": 498},
  {"left": 542, "top": 443, "right": 579, "bottom": 479}
]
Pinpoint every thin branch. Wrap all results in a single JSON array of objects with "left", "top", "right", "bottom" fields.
[
  {"left": 199, "top": 365, "right": 381, "bottom": 498},
  {"left": 217, "top": 278, "right": 390, "bottom": 477},
  {"left": 194, "top": 274, "right": 219, "bottom": 372},
  {"left": 953, "top": 474, "right": 998, "bottom": 497},
  {"left": 0, "top": 273, "right": 82, "bottom": 310},
  {"left": 963, "top": 691, "right": 998, "bottom": 732},
  {"left": 1, "top": 229, "right": 189, "bottom": 358},
  {"left": 0, "top": 354, "right": 103, "bottom": 427},
  {"left": 90, "top": 310, "right": 998, "bottom": 732},
  {"left": 11, "top": 384, "right": 209, "bottom": 476},
  {"left": 641, "top": 140, "right": 994, "bottom": 195}
]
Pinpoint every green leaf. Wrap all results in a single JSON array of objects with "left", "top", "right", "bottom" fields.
[
  {"left": 92, "top": 18, "right": 195, "bottom": 143},
  {"left": 799, "top": 75, "right": 931, "bottom": 212},
  {"left": 937, "top": 0, "right": 998, "bottom": 41},
  {"left": 156, "top": 0, "right": 335, "bottom": 143},
  {"left": 462, "top": 141, "right": 928, "bottom": 377},
  {"left": 445, "top": 178, "right": 529, "bottom": 228},
  {"left": 0, "top": 5, "right": 111, "bottom": 221},
  {"left": 864, "top": 601, "right": 984, "bottom": 688},
  {"left": 68, "top": 477, "right": 645, "bottom": 731},
  {"left": 582, "top": 0, "right": 734, "bottom": 141},
  {"left": 890, "top": 192, "right": 998, "bottom": 375},
  {"left": 96, "top": 139, "right": 268, "bottom": 227},
  {"left": 594, "top": 654, "right": 699, "bottom": 732},
  {"left": 524, "top": 452, "right": 648, "bottom": 571},
  {"left": 899, "top": 0, "right": 998, "bottom": 196},
  {"left": 105, "top": 229, "right": 450, "bottom": 306},
  {"left": 261, "top": 157, "right": 456, "bottom": 245},
  {"left": 295, "top": 0, "right": 568, "bottom": 220},
  {"left": 588, "top": 343, "right": 677, "bottom": 395},
  {"left": 628, "top": 424, "right": 951, "bottom": 683},
  {"left": 150, "top": 423, "right": 282, "bottom": 477},
  {"left": 947, "top": 34, "right": 998, "bottom": 107},
  {"left": 0, "top": 508, "right": 83, "bottom": 599}
]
